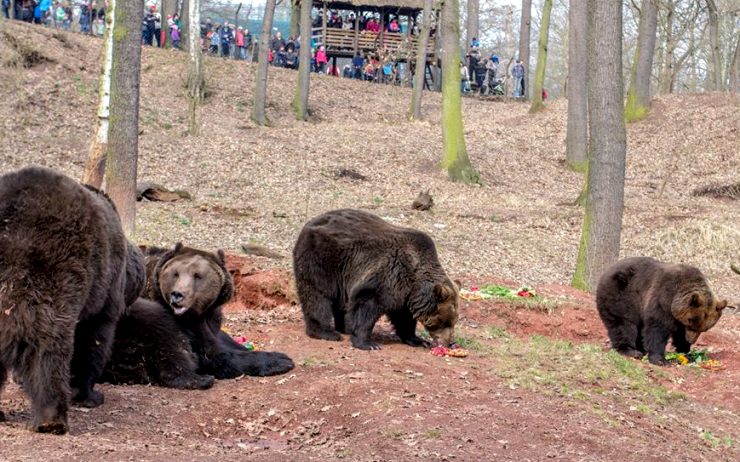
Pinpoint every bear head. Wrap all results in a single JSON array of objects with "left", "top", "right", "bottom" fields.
[
  {"left": 418, "top": 281, "right": 460, "bottom": 347},
  {"left": 152, "top": 242, "right": 234, "bottom": 317},
  {"left": 671, "top": 289, "right": 728, "bottom": 343}
]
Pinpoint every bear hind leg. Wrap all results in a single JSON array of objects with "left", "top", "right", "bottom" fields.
[
  {"left": 70, "top": 307, "right": 121, "bottom": 408},
  {"left": 0, "top": 363, "right": 6, "bottom": 422},
  {"left": 24, "top": 348, "right": 72, "bottom": 434},
  {"left": 300, "top": 290, "right": 341, "bottom": 341},
  {"left": 605, "top": 320, "right": 643, "bottom": 359}
]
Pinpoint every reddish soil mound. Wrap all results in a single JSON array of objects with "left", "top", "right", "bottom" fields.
[{"left": 223, "top": 254, "right": 297, "bottom": 312}]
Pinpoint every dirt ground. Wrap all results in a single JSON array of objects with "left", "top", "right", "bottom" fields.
[{"left": 0, "top": 23, "right": 739, "bottom": 461}]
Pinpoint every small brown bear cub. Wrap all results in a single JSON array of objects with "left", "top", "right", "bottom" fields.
[
  {"left": 293, "top": 209, "right": 459, "bottom": 350},
  {"left": 0, "top": 167, "right": 145, "bottom": 434},
  {"left": 596, "top": 257, "right": 728, "bottom": 365},
  {"left": 101, "top": 243, "right": 294, "bottom": 389}
]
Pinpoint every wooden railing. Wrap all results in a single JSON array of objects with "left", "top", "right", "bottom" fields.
[{"left": 312, "top": 27, "right": 435, "bottom": 56}]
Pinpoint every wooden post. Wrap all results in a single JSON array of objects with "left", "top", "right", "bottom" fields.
[
  {"left": 379, "top": 7, "right": 385, "bottom": 49},
  {"left": 353, "top": 7, "right": 359, "bottom": 54},
  {"left": 322, "top": 1, "right": 327, "bottom": 48}
]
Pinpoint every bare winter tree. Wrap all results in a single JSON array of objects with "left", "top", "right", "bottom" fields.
[
  {"left": 467, "top": 0, "right": 479, "bottom": 47},
  {"left": 625, "top": 0, "right": 658, "bottom": 122},
  {"left": 292, "top": 0, "right": 311, "bottom": 120},
  {"left": 187, "top": 0, "right": 205, "bottom": 134},
  {"left": 105, "top": 0, "right": 145, "bottom": 237},
  {"left": 730, "top": 32, "right": 740, "bottom": 92},
  {"left": 529, "top": 0, "right": 553, "bottom": 113},
  {"left": 705, "top": 0, "right": 723, "bottom": 90},
  {"left": 290, "top": 0, "right": 300, "bottom": 38},
  {"left": 409, "top": 0, "right": 433, "bottom": 121},
  {"left": 441, "top": 0, "right": 478, "bottom": 183},
  {"left": 252, "top": 0, "right": 277, "bottom": 125},
  {"left": 518, "top": 0, "right": 532, "bottom": 99},
  {"left": 572, "top": 0, "right": 627, "bottom": 292},
  {"left": 83, "top": 4, "right": 115, "bottom": 188},
  {"left": 565, "top": 0, "right": 588, "bottom": 173}
]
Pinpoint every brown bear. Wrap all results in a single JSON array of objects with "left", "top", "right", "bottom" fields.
[
  {"left": 0, "top": 166, "right": 145, "bottom": 434},
  {"left": 596, "top": 257, "right": 728, "bottom": 365},
  {"left": 101, "top": 243, "right": 294, "bottom": 388},
  {"left": 293, "top": 209, "right": 459, "bottom": 350}
]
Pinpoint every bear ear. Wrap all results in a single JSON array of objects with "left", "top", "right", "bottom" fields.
[
  {"left": 216, "top": 249, "right": 226, "bottom": 265},
  {"left": 453, "top": 279, "right": 462, "bottom": 291},
  {"left": 173, "top": 242, "right": 184, "bottom": 253},
  {"left": 689, "top": 292, "right": 704, "bottom": 308},
  {"left": 434, "top": 283, "right": 453, "bottom": 302},
  {"left": 716, "top": 299, "right": 728, "bottom": 311}
]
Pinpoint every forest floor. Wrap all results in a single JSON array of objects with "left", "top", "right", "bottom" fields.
[{"left": 0, "top": 22, "right": 739, "bottom": 461}]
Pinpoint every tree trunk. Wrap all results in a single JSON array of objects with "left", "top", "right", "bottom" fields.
[
  {"left": 625, "top": 0, "right": 657, "bottom": 122},
  {"left": 565, "top": 0, "right": 587, "bottom": 173},
  {"left": 528, "top": 0, "right": 552, "bottom": 113},
  {"left": 162, "top": 0, "right": 173, "bottom": 47},
  {"left": 181, "top": 0, "right": 190, "bottom": 51},
  {"left": 572, "top": 0, "right": 626, "bottom": 292},
  {"left": 105, "top": 0, "right": 144, "bottom": 238},
  {"left": 252, "top": 0, "right": 276, "bottom": 125},
  {"left": 518, "top": 0, "right": 532, "bottom": 99},
  {"left": 466, "top": 0, "right": 479, "bottom": 47},
  {"left": 730, "top": 32, "right": 740, "bottom": 93},
  {"left": 83, "top": 3, "right": 115, "bottom": 188},
  {"left": 292, "top": 0, "right": 311, "bottom": 120},
  {"left": 706, "top": 0, "right": 722, "bottom": 91},
  {"left": 187, "top": 0, "right": 204, "bottom": 135},
  {"left": 408, "top": 0, "right": 433, "bottom": 121},
  {"left": 440, "top": 0, "right": 478, "bottom": 183},
  {"left": 290, "top": 0, "right": 300, "bottom": 38},
  {"left": 658, "top": 6, "right": 674, "bottom": 94}
]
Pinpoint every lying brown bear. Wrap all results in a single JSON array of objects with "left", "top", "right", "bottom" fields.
[
  {"left": 293, "top": 209, "right": 459, "bottom": 350},
  {"left": 101, "top": 243, "right": 294, "bottom": 389},
  {"left": 596, "top": 257, "right": 728, "bottom": 365},
  {"left": 0, "top": 167, "right": 145, "bottom": 434}
]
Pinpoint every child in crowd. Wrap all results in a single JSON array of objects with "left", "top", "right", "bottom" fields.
[{"left": 170, "top": 24, "right": 180, "bottom": 49}]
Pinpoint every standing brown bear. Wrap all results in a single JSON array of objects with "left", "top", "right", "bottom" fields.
[
  {"left": 0, "top": 167, "right": 145, "bottom": 434},
  {"left": 101, "top": 243, "right": 294, "bottom": 389},
  {"left": 596, "top": 257, "right": 728, "bottom": 365},
  {"left": 293, "top": 209, "right": 459, "bottom": 350}
]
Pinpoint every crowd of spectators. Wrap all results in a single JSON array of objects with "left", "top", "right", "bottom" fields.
[{"left": 3, "top": 1, "right": 107, "bottom": 35}]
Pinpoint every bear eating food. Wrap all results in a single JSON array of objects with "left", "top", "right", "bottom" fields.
[
  {"left": 101, "top": 243, "right": 294, "bottom": 388},
  {"left": 0, "top": 166, "right": 145, "bottom": 434},
  {"left": 293, "top": 208, "right": 460, "bottom": 350},
  {"left": 596, "top": 257, "right": 728, "bottom": 365}
]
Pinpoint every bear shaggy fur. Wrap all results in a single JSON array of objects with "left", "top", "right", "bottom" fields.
[
  {"left": 0, "top": 166, "right": 145, "bottom": 434},
  {"left": 293, "top": 209, "right": 460, "bottom": 350},
  {"left": 596, "top": 257, "right": 728, "bottom": 365},
  {"left": 101, "top": 243, "right": 295, "bottom": 389}
]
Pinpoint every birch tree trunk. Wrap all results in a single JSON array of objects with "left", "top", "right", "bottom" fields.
[
  {"left": 565, "top": 0, "right": 587, "bottom": 173},
  {"left": 658, "top": 6, "right": 674, "bottom": 94},
  {"left": 625, "top": 0, "right": 658, "bottom": 122},
  {"left": 162, "top": 0, "right": 173, "bottom": 47},
  {"left": 181, "top": 0, "right": 190, "bottom": 51},
  {"left": 408, "top": 0, "right": 433, "bottom": 121},
  {"left": 528, "top": 0, "right": 552, "bottom": 113},
  {"left": 83, "top": 4, "right": 115, "bottom": 188},
  {"left": 466, "top": 0, "right": 479, "bottom": 47},
  {"left": 292, "top": 0, "right": 311, "bottom": 120},
  {"left": 252, "top": 0, "right": 276, "bottom": 125},
  {"left": 572, "top": 0, "right": 626, "bottom": 292},
  {"left": 440, "top": 0, "right": 478, "bottom": 183},
  {"left": 706, "top": 0, "right": 722, "bottom": 91},
  {"left": 105, "top": 0, "right": 145, "bottom": 238},
  {"left": 518, "top": 0, "right": 532, "bottom": 100},
  {"left": 187, "top": 0, "right": 204, "bottom": 135}
]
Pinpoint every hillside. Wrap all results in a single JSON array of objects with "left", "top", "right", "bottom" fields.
[{"left": 0, "top": 22, "right": 739, "bottom": 461}]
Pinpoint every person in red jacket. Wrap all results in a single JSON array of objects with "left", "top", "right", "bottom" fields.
[
  {"left": 236, "top": 27, "right": 245, "bottom": 60},
  {"left": 316, "top": 45, "right": 328, "bottom": 74}
]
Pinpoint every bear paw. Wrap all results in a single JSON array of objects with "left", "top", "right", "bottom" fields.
[
  {"left": 351, "top": 339, "right": 382, "bottom": 350},
  {"left": 73, "top": 389, "right": 104, "bottom": 408},
  {"left": 33, "top": 417, "right": 69, "bottom": 435},
  {"left": 401, "top": 335, "right": 431, "bottom": 348},
  {"left": 648, "top": 354, "right": 669, "bottom": 366}
]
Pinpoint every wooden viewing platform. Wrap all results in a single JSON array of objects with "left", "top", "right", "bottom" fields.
[{"left": 310, "top": 0, "right": 440, "bottom": 60}]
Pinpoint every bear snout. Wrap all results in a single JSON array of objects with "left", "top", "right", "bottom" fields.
[{"left": 170, "top": 291, "right": 184, "bottom": 305}]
